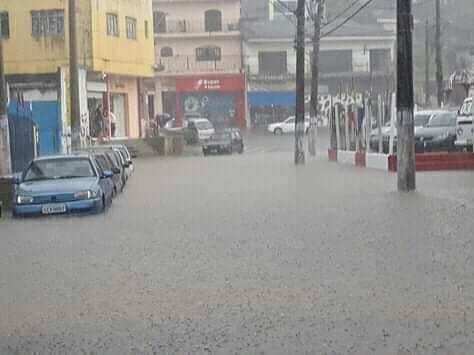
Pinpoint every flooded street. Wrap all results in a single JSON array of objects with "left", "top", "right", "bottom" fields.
[{"left": 2, "top": 134, "right": 474, "bottom": 354}]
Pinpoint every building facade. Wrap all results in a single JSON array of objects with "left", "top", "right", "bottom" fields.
[
  {"left": 0, "top": 0, "right": 154, "bottom": 154},
  {"left": 241, "top": 0, "right": 396, "bottom": 127},
  {"left": 153, "top": 0, "right": 246, "bottom": 128}
]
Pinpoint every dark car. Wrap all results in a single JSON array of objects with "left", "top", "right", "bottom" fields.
[
  {"left": 77, "top": 147, "right": 126, "bottom": 192},
  {"left": 92, "top": 152, "right": 122, "bottom": 197},
  {"left": 415, "top": 111, "right": 457, "bottom": 152},
  {"left": 369, "top": 111, "right": 442, "bottom": 153},
  {"left": 90, "top": 148, "right": 126, "bottom": 191},
  {"left": 202, "top": 130, "right": 244, "bottom": 155}
]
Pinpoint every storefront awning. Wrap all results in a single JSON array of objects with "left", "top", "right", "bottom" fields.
[{"left": 248, "top": 91, "right": 296, "bottom": 107}]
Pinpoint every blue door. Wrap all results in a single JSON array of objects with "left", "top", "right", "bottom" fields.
[
  {"left": 30, "top": 101, "right": 61, "bottom": 156},
  {"left": 7, "top": 101, "right": 37, "bottom": 173}
]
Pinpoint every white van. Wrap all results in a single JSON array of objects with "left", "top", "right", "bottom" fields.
[
  {"left": 455, "top": 97, "right": 474, "bottom": 150},
  {"left": 184, "top": 118, "right": 215, "bottom": 144}
]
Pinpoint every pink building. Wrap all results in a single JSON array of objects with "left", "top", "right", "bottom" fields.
[{"left": 153, "top": 0, "right": 246, "bottom": 128}]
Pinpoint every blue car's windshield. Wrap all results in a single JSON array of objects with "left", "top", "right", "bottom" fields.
[{"left": 23, "top": 158, "right": 96, "bottom": 182}]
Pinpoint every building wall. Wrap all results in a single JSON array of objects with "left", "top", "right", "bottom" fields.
[
  {"left": 90, "top": 0, "right": 154, "bottom": 77},
  {"left": 244, "top": 37, "right": 395, "bottom": 76},
  {"left": 0, "top": 0, "right": 92, "bottom": 75},
  {"left": 156, "top": 37, "right": 241, "bottom": 58},
  {"left": 153, "top": 0, "right": 242, "bottom": 75},
  {"left": 153, "top": 0, "right": 241, "bottom": 25},
  {"left": 0, "top": 0, "right": 153, "bottom": 77},
  {"left": 109, "top": 76, "right": 140, "bottom": 138}
]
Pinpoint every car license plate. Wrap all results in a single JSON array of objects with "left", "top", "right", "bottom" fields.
[{"left": 42, "top": 204, "right": 66, "bottom": 215}]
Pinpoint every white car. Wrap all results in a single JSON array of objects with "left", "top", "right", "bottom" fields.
[
  {"left": 267, "top": 116, "right": 310, "bottom": 135},
  {"left": 185, "top": 118, "right": 215, "bottom": 143},
  {"left": 455, "top": 97, "right": 474, "bottom": 150}
]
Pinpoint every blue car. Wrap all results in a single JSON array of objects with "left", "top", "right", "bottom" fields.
[{"left": 13, "top": 155, "right": 114, "bottom": 217}]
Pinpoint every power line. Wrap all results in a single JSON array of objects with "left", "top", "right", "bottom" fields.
[
  {"left": 321, "top": 0, "right": 375, "bottom": 38},
  {"left": 321, "top": 0, "right": 361, "bottom": 27}
]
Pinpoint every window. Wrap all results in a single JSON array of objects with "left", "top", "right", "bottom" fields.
[
  {"left": 320, "top": 50, "right": 352, "bottom": 73},
  {"left": 370, "top": 49, "right": 391, "bottom": 73},
  {"left": 258, "top": 51, "right": 287, "bottom": 76},
  {"left": 144, "top": 20, "right": 149, "bottom": 38},
  {"left": 414, "top": 114, "right": 431, "bottom": 127},
  {"left": 274, "top": 1, "right": 297, "bottom": 16},
  {"left": 31, "top": 10, "right": 64, "bottom": 37},
  {"left": 428, "top": 113, "right": 457, "bottom": 127},
  {"left": 160, "top": 47, "right": 173, "bottom": 57},
  {"left": 126, "top": 17, "right": 137, "bottom": 39},
  {"left": 204, "top": 9, "right": 222, "bottom": 32},
  {"left": 153, "top": 11, "right": 166, "bottom": 33},
  {"left": 94, "top": 158, "right": 106, "bottom": 176},
  {"left": 459, "top": 100, "right": 473, "bottom": 116},
  {"left": 196, "top": 46, "right": 221, "bottom": 61},
  {"left": 106, "top": 13, "right": 119, "bottom": 37},
  {"left": 0, "top": 12, "right": 9, "bottom": 39}
]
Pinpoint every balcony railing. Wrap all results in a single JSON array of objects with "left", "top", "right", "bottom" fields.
[
  {"left": 248, "top": 67, "right": 394, "bottom": 81},
  {"left": 155, "top": 19, "right": 240, "bottom": 35},
  {"left": 156, "top": 55, "right": 242, "bottom": 74}
]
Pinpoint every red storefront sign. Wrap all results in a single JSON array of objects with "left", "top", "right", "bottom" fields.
[
  {"left": 175, "top": 74, "right": 246, "bottom": 128},
  {"left": 176, "top": 74, "right": 245, "bottom": 92}
]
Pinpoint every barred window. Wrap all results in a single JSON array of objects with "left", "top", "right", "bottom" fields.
[
  {"left": 31, "top": 10, "right": 64, "bottom": 37},
  {"left": 126, "top": 17, "right": 137, "bottom": 39},
  {"left": 0, "top": 12, "right": 9, "bottom": 39},
  {"left": 106, "top": 13, "right": 119, "bottom": 37},
  {"left": 160, "top": 47, "right": 173, "bottom": 57},
  {"left": 196, "top": 46, "right": 221, "bottom": 61}
]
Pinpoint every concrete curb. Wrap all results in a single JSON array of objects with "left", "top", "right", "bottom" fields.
[{"left": 328, "top": 149, "right": 474, "bottom": 172}]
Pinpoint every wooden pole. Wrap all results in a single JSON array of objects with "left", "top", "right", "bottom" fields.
[
  {"left": 424, "top": 19, "right": 430, "bottom": 107},
  {"left": 294, "top": 0, "right": 306, "bottom": 165},
  {"left": 309, "top": 0, "right": 322, "bottom": 156},
  {"left": 397, "top": 0, "right": 416, "bottom": 191},
  {"left": 69, "top": 0, "right": 81, "bottom": 149},
  {"left": 377, "top": 94, "right": 383, "bottom": 153},
  {"left": 435, "top": 0, "right": 443, "bottom": 107},
  {"left": 335, "top": 102, "right": 341, "bottom": 151},
  {"left": 0, "top": 40, "right": 11, "bottom": 176}
]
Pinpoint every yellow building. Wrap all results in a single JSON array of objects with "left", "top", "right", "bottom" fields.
[{"left": 0, "top": 0, "right": 154, "bottom": 153}]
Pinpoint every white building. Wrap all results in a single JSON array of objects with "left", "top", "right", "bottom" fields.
[{"left": 241, "top": 1, "right": 396, "bottom": 126}]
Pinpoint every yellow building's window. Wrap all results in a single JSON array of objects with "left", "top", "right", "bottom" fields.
[
  {"left": 126, "top": 17, "right": 137, "bottom": 40},
  {"left": 31, "top": 10, "right": 64, "bottom": 37},
  {"left": 0, "top": 12, "right": 9, "bottom": 39},
  {"left": 106, "top": 13, "right": 119, "bottom": 37},
  {"left": 144, "top": 20, "right": 149, "bottom": 39}
]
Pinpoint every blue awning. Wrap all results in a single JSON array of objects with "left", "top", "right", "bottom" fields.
[{"left": 248, "top": 91, "right": 296, "bottom": 107}]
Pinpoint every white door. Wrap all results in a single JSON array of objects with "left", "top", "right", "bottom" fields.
[
  {"left": 112, "top": 94, "right": 127, "bottom": 138},
  {"left": 283, "top": 117, "right": 295, "bottom": 133}
]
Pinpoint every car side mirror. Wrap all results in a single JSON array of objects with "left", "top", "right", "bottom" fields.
[
  {"left": 12, "top": 173, "right": 22, "bottom": 185},
  {"left": 102, "top": 170, "right": 114, "bottom": 179},
  {"left": 112, "top": 167, "right": 121, "bottom": 174},
  {"left": 124, "top": 161, "right": 131, "bottom": 168}
]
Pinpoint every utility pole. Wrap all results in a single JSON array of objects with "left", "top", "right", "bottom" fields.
[
  {"left": 294, "top": 0, "right": 306, "bottom": 165},
  {"left": 69, "top": 0, "right": 81, "bottom": 150},
  {"left": 424, "top": 19, "right": 430, "bottom": 107},
  {"left": 435, "top": 0, "right": 443, "bottom": 107},
  {"left": 309, "top": 0, "right": 322, "bottom": 157},
  {"left": 0, "top": 40, "right": 11, "bottom": 176},
  {"left": 397, "top": 0, "right": 416, "bottom": 192}
]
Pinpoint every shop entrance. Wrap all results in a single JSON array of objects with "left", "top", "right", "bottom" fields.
[{"left": 111, "top": 94, "right": 127, "bottom": 138}]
